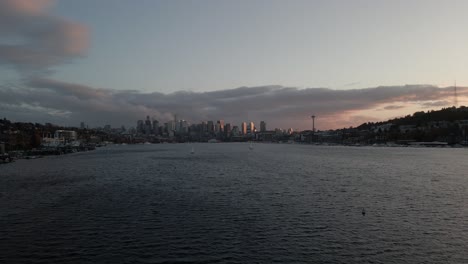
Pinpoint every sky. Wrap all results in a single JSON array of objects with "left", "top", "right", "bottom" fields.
[{"left": 1, "top": 0, "right": 468, "bottom": 130}]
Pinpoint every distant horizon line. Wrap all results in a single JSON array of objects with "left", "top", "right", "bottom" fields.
[{"left": 3, "top": 104, "right": 466, "bottom": 132}]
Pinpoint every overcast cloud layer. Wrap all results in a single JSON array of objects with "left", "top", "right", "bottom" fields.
[
  {"left": 0, "top": 0, "right": 466, "bottom": 130},
  {"left": 1, "top": 78, "right": 466, "bottom": 130}
]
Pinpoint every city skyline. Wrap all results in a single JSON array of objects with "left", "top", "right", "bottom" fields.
[
  {"left": 113, "top": 116, "right": 269, "bottom": 135},
  {"left": 1, "top": 0, "right": 468, "bottom": 130}
]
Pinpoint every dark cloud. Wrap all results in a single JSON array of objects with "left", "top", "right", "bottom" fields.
[
  {"left": 421, "top": 100, "right": 451, "bottom": 108},
  {"left": 382, "top": 105, "right": 405, "bottom": 110},
  {"left": 28, "top": 77, "right": 110, "bottom": 100},
  {"left": 1, "top": 79, "right": 466, "bottom": 129}
]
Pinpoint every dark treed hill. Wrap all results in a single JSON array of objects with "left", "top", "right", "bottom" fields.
[{"left": 357, "top": 106, "right": 468, "bottom": 130}]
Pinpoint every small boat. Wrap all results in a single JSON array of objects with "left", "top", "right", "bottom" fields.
[
  {"left": 191, "top": 146, "right": 195, "bottom": 154},
  {"left": 249, "top": 143, "right": 254, "bottom": 150}
]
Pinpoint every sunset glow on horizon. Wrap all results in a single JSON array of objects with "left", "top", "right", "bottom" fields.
[{"left": 2, "top": 0, "right": 468, "bottom": 130}]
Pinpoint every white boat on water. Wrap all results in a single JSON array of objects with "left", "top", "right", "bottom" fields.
[
  {"left": 249, "top": 142, "right": 254, "bottom": 150},
  {"left": 191, "top": 146, "right": 195, "bottom": 154}
]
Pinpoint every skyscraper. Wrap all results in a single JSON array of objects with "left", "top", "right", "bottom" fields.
[
  {"left": 201, "top": 121, "right": 208, "bottom": 133},
  {"left": 152, "top": 119, "right": 159, "bottom": 135},
  {"left": 145, "top": 116, "right": 152, "bottom": 135},
  {"left": 260, "top": 121, "right": 266, "bottom": 132},
  {"left": 241, "top": 122, "right": 247, "bottom": 135},
  {"left": 180, "top": 120, "right": 189, "bottom": 134},
  {"left": 217, "top": 120, "right": 224, "bottom": 132},
  {"left": 137, "top": 120, "right": 144, "bottom": 134},
  {"left": 232, "top": 126, "right": 240, "bottom": 136},
  {"left": 224, "top": 123, "right": 231, "bottom": 137},
  {"left": 207, "top": 121, "right": 214, "bottom": 134},
  {"left": 247, "top": 122, "right": 255, "bottom": 134},
  {"left": 167, "top": 120, "right": 176, "bottom": 131}
]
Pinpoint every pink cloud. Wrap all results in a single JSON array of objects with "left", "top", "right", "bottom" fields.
[
  {"left": 38, "top": 19, "right": 89, "bottom": 56},
  {"left": 60, "top": 21, "right": 89, "bottom": 56},
  {"left": 0, "top": 0, "right": 89, "bottom": 73},
  {"left": 0, "top": 0, "right": 53, "bottom": 16}
]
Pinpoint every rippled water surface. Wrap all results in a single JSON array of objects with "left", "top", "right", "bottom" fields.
[{"left": 1, "top": 143, "right": 468, "bottom": 263}]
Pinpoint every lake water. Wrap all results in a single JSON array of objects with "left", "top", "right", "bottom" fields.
[{"left": 1, "top": 143, "right": 468, "bottom": 263}]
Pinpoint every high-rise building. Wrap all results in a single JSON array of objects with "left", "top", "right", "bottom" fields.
[
  {"left": 247, "top": 121, "right": 255, "bottom": 134},
  {"left": 176, "top": 120, "right": 182, "bottom": 133},
  {"left": 190, "top": 124, "right": 199, "bottom": 134},
  {"left": 80, "top": 122, "right": 85, "bottom": 129},
  {"left": 217, "top": 120, "right": 224, "bottom": 132},
  {"left": 207, "top": 121, "right": 214, "bottom": 133},
  {"left": 241, "top": 122, "right": 247, "bottom": 135},
  {"left": 224, "top": 123, "right": 231, "bottom": 136},
  {"left": 260, "top": 121, "right": 266, "bottom": 132},
  {"left": 201, "top": 121, "right": 208, "bottom": 133},
  {"left": 145, "top": 116, "right": 152, "bottom": 135},
  {"left": 137, "top": 120, "right": 144, "bottom": 134},
  {"left": 152, "top": 119, "right": 159, "bottom": 135},
  {"left": 180, "top": 120, "right": 189, "bottom": 134},
  {"left": 167, "top": 120, "right": 176, "bottom": 132},
  {"left": 232, "top": 126, "right": 240, "bottom": 136}
]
